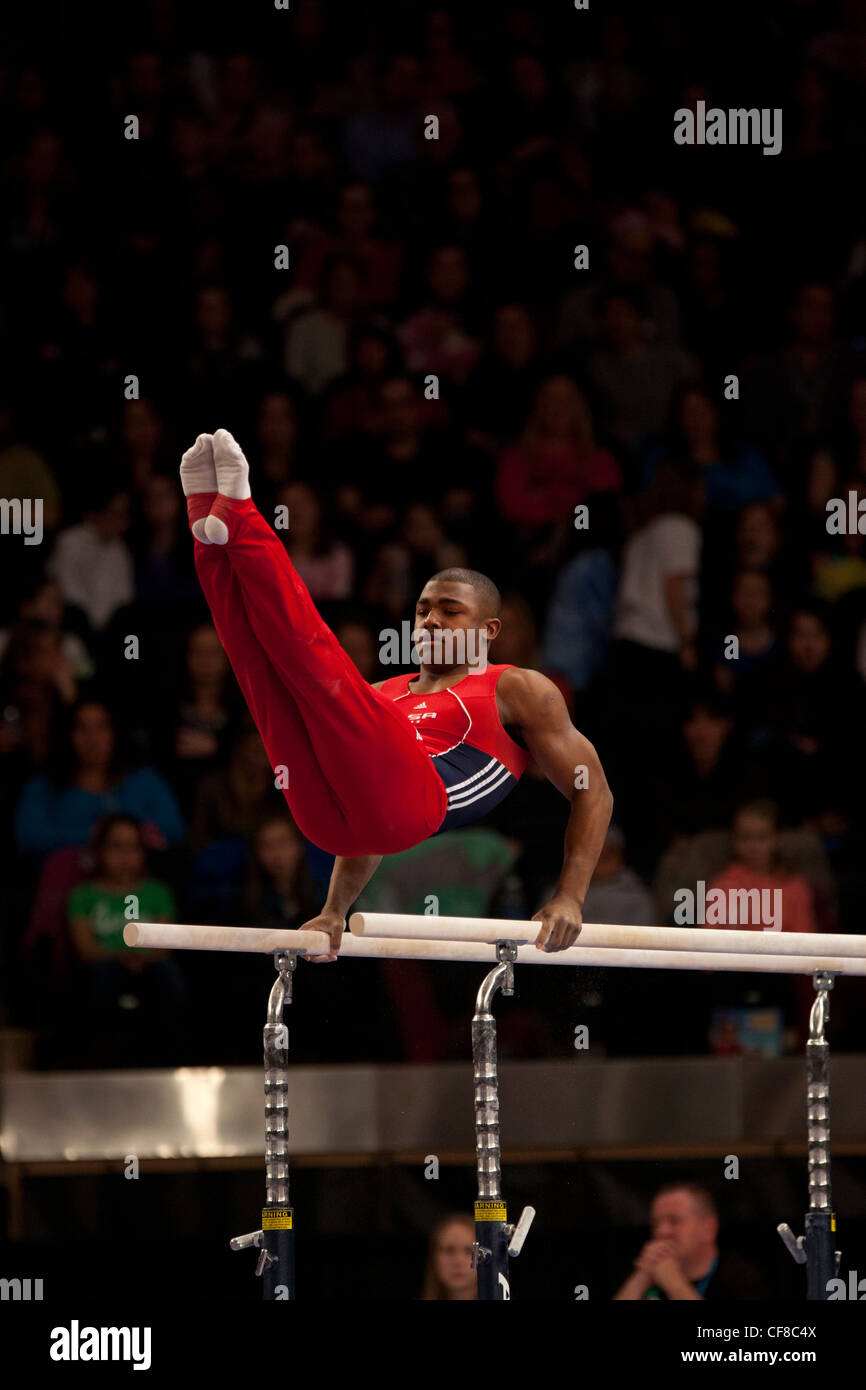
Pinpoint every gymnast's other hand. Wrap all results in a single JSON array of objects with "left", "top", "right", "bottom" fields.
[
  {"left": 532, "top": 894, "right": 582, "bottom": 951},
  {"left": 300, "top": 909, "right": 346, "bottom": 962}
]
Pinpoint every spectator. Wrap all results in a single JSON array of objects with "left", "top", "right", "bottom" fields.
[
  {"left": 67, "top": 813, "right": 184, "bottom": 1064},
  {"left": 240, "top": 813, "right": 319, "bottom": 928},
  {"left": 570, "top": 824, "right": 655, "bottom": 926},
  {"left": 189, "top": 719, "right": 280, "bottom": 854},
  {"left": 154, "top": 623, "right": 237, "bottom": 810},
  {"left": 15, "top": 699, "right": 184, "bottom": 856},
  {"left": 131, "top": 471, "right": 200, "bottom": 604},
  {"left": 364, "top": 503, "right": 465, "bottom": 619},
  {"left": 47, "top": 483, "right": 135, "bottom": 633},
  {"left": 586, "top": 291, "right": 698, "bottom": 456},
  {"left": 745, "top": 282, "right": 850, "bottom": 471},
  {"left": 613, "top": 1183, "right": 767, "bottom": 1300},
  {"left": 713, "top": 568, "right": 777, "bottom": 705},
  {"left": 464, "top": 303, "right": 549, "bottom": 455},
  {"left": 295, "top": 180, "right": 402, "bottom": 311},
  {"left": 420, "top": 1213, "right": 477, "bottom": 1300},
  {"left": 707, "top": 799, "right": 817, "bottom": 933},
  {"left": 0, "top": 620, "right": 78, "bottom": 769},
  {"left": 277, "top": 481, "right": 354, "bottom": 602},
  {"left": 0, "top": 578, "right": 93, "bottom": 679},
  {"left": 321, "top": 321, "right": 403, "bottom": 443},
  {"left": 333, "top": 615, "right": 381, "bottom": 680},
  {"left": 640, "top": 384, "right": 780, "bottom": 512},
  {"left": 398, "top": 244, "right": 482, "bottom": 386},
  {"left": 613, "top": 462, "right": 703, "bottom": 699},
  {"left": 281, "top": 253, "right": 364, "bottom": 395}
]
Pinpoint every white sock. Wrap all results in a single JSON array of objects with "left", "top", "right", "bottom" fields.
[
  {"left": 212, "top": 428, "right": 251, "bottom": 499},
  {"left": 180, "top": 434, "right": 217, "bottom": 542}
]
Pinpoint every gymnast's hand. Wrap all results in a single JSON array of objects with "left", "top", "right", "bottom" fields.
[
  {"left": 300, "top": 908, "right": 346, "bottom": 962},
  {"left": 532, "top": 894, "right": 582, "bottom": 951}
]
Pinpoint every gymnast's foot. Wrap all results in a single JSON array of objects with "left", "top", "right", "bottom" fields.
[
  {"left": 204, "top": 428, "right": 252, "bottom": 545},
  {"left": 180, "top": 433, "right": 217, "bottom": 543}
]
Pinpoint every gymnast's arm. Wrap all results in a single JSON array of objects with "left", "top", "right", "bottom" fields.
[
  {"left": 497, "top": 667, "right": 614, "bottom": 951},
  {"left": 302, "top": 854, "right": 383, "bottom": 961}
]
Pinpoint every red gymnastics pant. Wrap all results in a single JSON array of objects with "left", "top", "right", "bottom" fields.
[{"left": 192, "top": 496, "right": 448, "bottom": 856}]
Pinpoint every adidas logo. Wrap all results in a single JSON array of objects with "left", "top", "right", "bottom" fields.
[{"left": 414, "top": 701, "right": 427, "bottom": 709}]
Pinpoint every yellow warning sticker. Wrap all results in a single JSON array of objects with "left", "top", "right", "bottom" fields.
[
  {"left": 832, "top": 1216, "right": 836, "bottom": 1231},
  {"left": 475, "top": 1201, "right": 507, "bottom": 1222},
  {"left": 262, "top": 1209, "right": 293, "bottom": 1230}
]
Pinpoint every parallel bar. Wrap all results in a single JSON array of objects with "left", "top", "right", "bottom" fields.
[
  {"left": 123, "top": 923, "right": 866, "bottom": 975},
  {"left": 350, "top": 913, "right": 866, "bottom": 960}
]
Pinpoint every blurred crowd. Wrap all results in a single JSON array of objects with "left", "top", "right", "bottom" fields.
[{"left": 1, "top": 0, "right": 866, "bottom": 1066}]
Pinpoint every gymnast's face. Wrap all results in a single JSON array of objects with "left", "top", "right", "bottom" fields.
[{"left": 414, "top": 582, "right": 501, "bottom": 672}]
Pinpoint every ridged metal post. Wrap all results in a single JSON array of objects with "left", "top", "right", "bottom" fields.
[
  {"left": 472, "top": 943, "right": 516, "bottom": 1299},
  {"left": 261, "top": 951, "right": 296, "bottom": 1299},
  {"left": 230, "top": 949, "right": 297, "bottom": 1298},
  {"left": 804, "top": 971, "right": 836, "bottom": 1299}
]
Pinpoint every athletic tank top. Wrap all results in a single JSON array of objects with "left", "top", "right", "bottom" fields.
[{"left": 378, "top": 663, "right": 531, "bottom": 831}]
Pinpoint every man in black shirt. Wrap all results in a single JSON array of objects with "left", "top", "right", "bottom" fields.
[{"left": 613, "top": 1182, "right": 768, "bottom": 1300}]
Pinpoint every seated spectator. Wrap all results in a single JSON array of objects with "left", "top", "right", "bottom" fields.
[
  {"left": 47, "top": 481, "right": 134, "bottom": 633},
  {"left": 496, "top": 375, "right": 622, "bottom": 528},
  {"left": 712, "top": 568, "right": 778, "bottom": 706},
  {"left": 281, "top": 253, "right": 363, "bottom": 395},
  {"left": 15, "top": 699, "right": 184, "bottom": 857},
  {"left": 707, "top": 799, "right": 817, "bottom": 932},
  {"left": 119, "top": 398, "right": 172, "bottom": 499},
  {"left": 640, "top": 384, "right": 780, "bottom": 511},
  {"left": 541, "top": 493, "right": 621, "bottom": 693},
  {"left": 0, "top": 577, "right": 93, "bottom": 679},
  {"left": 610, "top": 463, "right": 704, "bottom": 808},
  {"left": 557, "top": 216, "right": 682, "bottom": 353},
  {"left": 294, "top": 180, "right": 402, "bottom": 311},
  {"left": 189, "top": 718, "right": 281, "bottom": 854},
  {"left": 321, "top": 321, "right": 403, "bottom": 443},
  {"left": 240, "top": 814, "right": 319, "bottom": 929},
  {"left": 745, "top": 281, "right": 849, "bottom": 473},
  {"left": 67, "top": 813, "right": 184, "bottom": 1065},
  {"left": 397, "top": 244, "right": 482, "bottom": 387},
  {"left": 364, "top": 503, "right": 465, "bottom": 619},
  {"left": 252, "top": 390, "right": 305, "bottom": 521},
  {"left": 464, "top": 302, "right": 549, "bottom": 456},
  {"left": 131, "top": 470, "right": 200, "bottom": 604},
  {"left": 585, "top": 291, "right": 699, "bottom": 457},
  {"left": 0, "top": 619, "right": 78, "bottom": 769},
  {"left": 751, "top": 602, "right": 863, "bottom": 821},
  {"left": 666, "top": 694, "right": 744, "bottom": 836},
  {"left": 277, "top": 481, "right": 354, "bottom": 602},
  {"left": 333, "top": 615, "right": 381, "bottom": 681},
  {"left": 420, "top": 1213, "right": 477, "bottom": 1300},
  {"left": 613, "top": 1183, "right": 767, "bottom": 1300},
  {"left": 182, "top": 282, "right": 265, "bottom": 427},
  {"left": 153, "top": 623, "right": 237, "bottom": 810},
  {"left": 572, "top": 824, "right": 655, "bottom": 925}
]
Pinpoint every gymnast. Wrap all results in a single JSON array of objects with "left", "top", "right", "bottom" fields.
[{"left": 180, "top": 430, "right": 614, "bottom": 958}]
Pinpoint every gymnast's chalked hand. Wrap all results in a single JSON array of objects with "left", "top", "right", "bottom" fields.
[
  {"left": 532, "top": 895, "right": 583, "bottom": 951},
  {"left": 299, "top": 909, "right": 346, "bottom": 962}
]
